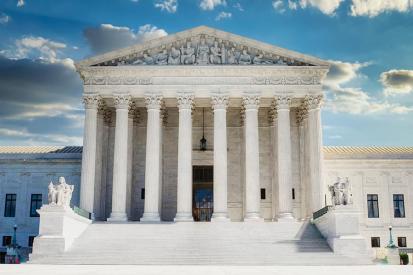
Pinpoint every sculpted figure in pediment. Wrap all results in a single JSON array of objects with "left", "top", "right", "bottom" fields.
[
  {"left": 238, "top": 49, "right": 251, "bottom": 65},
  {"left": 253, "top": 52, "right": 273, "bottom": 65},
  {"left": 209, "top": 40, "right": 222, "bottom": 64},
  {"left": 154, "top": 48, "right": 168, "bottom": 65},
  {"left": 196, "top": 37, "right": 209, "bottom": 65},
  {"left": 180, "top": 41, "right": 196, "bottom": 64},
  {"left": 168, "top": 46, "right": 181, "bottom": 65},
  {"left": 132, "top": 52, "right": 154, "bottom": 65},
  {"left": 226, "top": 47, "right": 237, "bottom": 64}
]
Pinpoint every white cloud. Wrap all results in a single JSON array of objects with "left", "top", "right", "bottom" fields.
[
  {"left": 215, "top": 11, "right": 232, "bottom": 20},
  {"left": 84, "top": 24, "right": 167, "bottom": 54},
  {"left": 154, "top": 0, "right": 178, "bottom": 13},
  {"left": 324, "top": 60, "right": 413, "bottom": 114},
  {"left": 17, "top": 0, "right": 24, "bottom": 7},
  {"left": 350, "top": 0, "right": 413, "bottom": 17},
  {"left": 131, "top": 0, "right": 139, "bottom": 2},
  {"left": 0, "top": 13, "right": 11, "bottom": 25},
  {"left": 2, "top": 36, "right": 75, "bottom": 69},
  {"left": 293, "top": 0, "right": 344, "bottom": 15},
  {"left": 200, "top": 0, "right": 226, "bottom": 10},
  {"left": 288, "top": 0, "right": 298, "bottom": 10},
  {"left": 272, "top": 0, "right": 286, "bottom": 13},
  {"left": 233, "top": 2, "right": 244, "bottom": 11},
  {"left": 380, "top": 69, "right": 413, "bottom": 96}
]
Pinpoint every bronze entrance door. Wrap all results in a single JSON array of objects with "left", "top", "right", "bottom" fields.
[{"left": 192, "top": 166, "right": 213, "bottom": 222}]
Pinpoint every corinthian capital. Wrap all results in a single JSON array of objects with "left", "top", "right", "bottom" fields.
[
  {"left": 304, "top": 94, "right": 323, "bottom": 110},
  {"left": 211, "top": 95, "right": 229, "bottom": 110},
  {"left": 242, "top": 95, "right": 260, "bottom": 110},
  {"left": 145, "top": 94, "right": 163, "bottom": 110},
  {"left": 177, "top": 93, "right": 194, "bottom": 110},
  {"left": 113, "top": 93, "right": 132, "bottom": 110},
  {"left": 275, "top": 96, "right": 292, "bottom": 110},
  {"left": 82, "top": 94, "right": 101, "bottom": 109}
]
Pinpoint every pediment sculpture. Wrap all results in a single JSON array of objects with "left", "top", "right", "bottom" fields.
[
  {"left": 48, "top": 176, "right": 74, "bottom": 207},
  {"left": 328, "top": 177, "right": 353, "bottom": 206},
  {"left": 94, "top": 35, "right": 312, "bottom": 67}
]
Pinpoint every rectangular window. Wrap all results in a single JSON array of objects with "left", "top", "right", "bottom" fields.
[
  {"left": 28, "top": 236, "right": 35, "bottom": 247},
  {"left": 393, "top": 194, "right": 405, "bottom": 218},
  {"left": 30, "top": 194, "right": 42, "bottom": 217},
  {"left": 260, "top": 188, "right": 266, "bottom": 200},
  {"left": 398, "top": 237, "right": 407, "bottom": 248},
  {"left": 4, "top": 194, "right": 16, "bottom": 217},
  {"left": 2, "top": 236, "right": 12, "bottom": 247},
  {"left": 141, "top": 188, "right": 145, "bottom": 200},
  {"left": 367, "top": 194, "right": 379, "bottom": 218},
  {"left": 371, "top": 237, "right": 380, "bottom": 248},
  {"left": 292, "top": 188, "right": 295, "bottom": 200}
]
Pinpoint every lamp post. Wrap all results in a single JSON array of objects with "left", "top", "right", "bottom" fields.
[
  {"left": 12, "top": 224, "right": 17, "bottom": 247},
  {"left": 387, "top": 225, "right": 397, "bottom": 248}
]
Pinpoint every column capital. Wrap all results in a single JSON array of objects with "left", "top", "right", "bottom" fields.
[
  {"left": 114, "top": 93, "right": 132, "bottom": 110},
  {"left": 177, "top": 93, "right": 194, "bottom": 110},
  {"left": 145, "top": 94, "right": 163, "bottom": 110},
  {"left": 275, "top": 96, "right": 292, "bottom": 110},
  {"left": 242, "top": 95, "right": 260, "bottom": 110},
  {"left": 82, "top": 94, "right": 101, "bottom": 109},
  {"left": 211, "top": 95, "right": 229, "bottom": 110},
  {"left": 304, "top": 94, "right": 323, "bottom": 110}
]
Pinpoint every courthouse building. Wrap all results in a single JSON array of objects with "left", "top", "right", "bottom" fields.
[{"left": 1, "top": 26, "right": 413, "bottom": 264}]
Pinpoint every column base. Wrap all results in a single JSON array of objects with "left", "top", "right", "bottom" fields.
[
  {"left": 140, "top": 212, "right": 161, "bottom": 222},
  {"left": 277, "top": 212, "right": 295, "bottom": 222},
  {"left": 107, "top": 212, "right": 128, "bottom": 222},
  {"left": 211, "top": 212, "right": 230, "bottom": 222},
  {"left": 174, "top": 212, "right": 194, "bottom": 222},
  {"left": 244, "top": 212, "right": 264, "bottom": 222}
]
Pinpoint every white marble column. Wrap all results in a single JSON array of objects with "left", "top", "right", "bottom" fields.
[
  {"left": 243, "top": 95, "right": 263, "bottom": 222},
  {"left": 108, "top": 94, "right": 131, "bottom": 222},
  {"left": 305, "top": 95, "right": 324, "bottom": 212},
  {"left": 276, "top": 96, "right": 294, "bottom": 221},
  {"left": 174, "top": 93, "right": 194, "bottom": 222},
  {"left": 211, "top": 95, "right": 230, "bottom": 222},
  {"left": 141, "top": 95, "right": 163, "bottom": 222},
  {"left": 297, "top": 106, "right": 309, "bottom": 219},
  {"left": 80, "top": 94, "right": 101, "bottom": 215}
]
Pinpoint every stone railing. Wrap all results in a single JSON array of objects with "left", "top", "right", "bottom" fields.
[{"left": 74, "top": 206, "right": 93, "bottom": 220}]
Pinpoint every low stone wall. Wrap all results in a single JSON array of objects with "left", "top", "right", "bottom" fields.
[{"left": 313, "top": 205, "right": 371, "bottom": 259}]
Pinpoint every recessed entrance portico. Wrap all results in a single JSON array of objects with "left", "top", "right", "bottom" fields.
[
  {"left": 193, "top": 166, "right": 213, "bottom": 222},
  {"left": 76, "top": 26, "right": 329, "bottom": 222}
]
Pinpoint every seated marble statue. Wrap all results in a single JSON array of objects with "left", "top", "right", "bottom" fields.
[
  {"left": 238, "top": 49, "right": 252, "bottom": 65},
  {"left": 168, "top": 46, "right": 181, "bottom": 65},
  {"left": 180, "top": 41, "right": 196, "bottom": 65},
  {"left": 209, "top": 41, "right": 222, "bottom": 64},
  {"left": 196, "top": 37, "right": 209, "bottom": 65},
  {"left": 154, "top": 48, "right": 168, "bottom": 65},
  {"left": 48, "top": 176, "right": 74, "bottom": 207},
  {"left": 328, "top": 177, "right": 352, "bottom": 206}
]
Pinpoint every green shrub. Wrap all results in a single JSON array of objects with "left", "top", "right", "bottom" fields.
[{"left": 400, "top": 253, "right": 409, "bottom": 265}]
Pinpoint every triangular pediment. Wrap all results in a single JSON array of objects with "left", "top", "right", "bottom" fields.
[{"left": 76, "top": 26, "right": 329, "bottom": 68}]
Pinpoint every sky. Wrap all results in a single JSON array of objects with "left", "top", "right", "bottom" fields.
[{"left": 0, "top": 0, "right": 413, "bottom": 146}]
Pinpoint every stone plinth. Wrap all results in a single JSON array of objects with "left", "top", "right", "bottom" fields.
[
  {"left": 313, "top": 205, "right": 371, "bottom": 258},
  {"left": 386, "top": 248, "right": 400, "bottom": 265},
  {"left": 30, "top": 204, "right": 91, "bottom": 261}
]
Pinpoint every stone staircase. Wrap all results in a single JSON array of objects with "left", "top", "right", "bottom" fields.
[{"left": 29, "top": 221, "right": 371, "bottom": 265}]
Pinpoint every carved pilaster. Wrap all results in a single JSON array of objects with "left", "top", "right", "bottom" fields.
[
  {"left": 113, "top": 93, "right": 132, "bottom": 110},
  {"left": 304, "top": 94, "right": 323, "bottom": 110},
  {"left": 160, "top": 105, "right": 168, "bottom": 126},
  {"left": 103, "top": 109, "right": 114, "bottom": 126},
  {"left": 177, "top": 93, "right": 194, "bottom": 110},
  {"left": 211, "top": 95, "right": 229, "bottom": 110},
  {"left": 268, "top": 100, "right": 277, "bottom": 126},
  {"left": 82, "top": 94, "right": 101, "bottom": 109},
  {"left": 296, "top": 105, "right": 309, "bottom": 126},
  {"left": 240, "top": 105, "right": 246, "bottom": 126}
]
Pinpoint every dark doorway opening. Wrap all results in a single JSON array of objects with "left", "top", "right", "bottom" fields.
[{"left": 192, "top": 166, "right": 213, "bottom": 222}]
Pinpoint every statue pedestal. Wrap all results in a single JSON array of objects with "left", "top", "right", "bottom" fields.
[
  {"left": 386, "top": 247, "right": 400, "bottom": 265},
  {"left": 29, "top": 204, "right": 91, "bottom": 262},
  {"left": 313, "top": 205, "right": 371, "bottom": 259}
]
